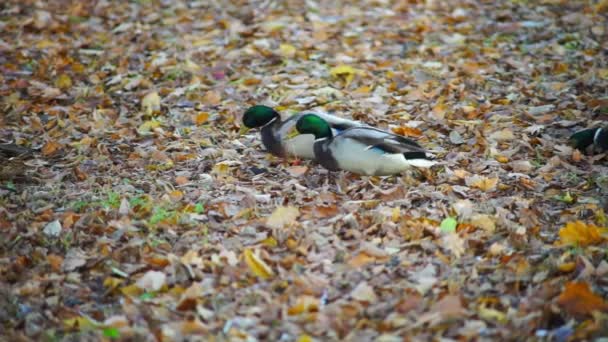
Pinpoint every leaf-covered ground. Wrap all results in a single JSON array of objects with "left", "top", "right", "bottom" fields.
[{"left": 1, "top": 0, "right": 608, "bottom": 340}]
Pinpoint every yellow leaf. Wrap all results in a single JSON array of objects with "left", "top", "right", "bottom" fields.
[
  {"left": 212, "top": 161, "right": 231, "bottom": 175},
  {"left": 266, "top": 206, "right": 299, "bottom": 229},
  {"left": 558, "top": 221, "right": 606, "bottom": 246},
  {"left": 261, "top": 236, "right": 278, "bottom": 248},
  {"left": 194, "top": 112, "right": 209, "bottom": 125},
  {"left": 137, "top": 119, "right": 161, "bottom": 135},
  {"left": 478, "top": 306, "right": 507, "bottom": 323},
  {"left": 598, "top": 68, "right": 608, "bottom": 80},
  {"left": 297, "top": 334, "right": 314, "bottom": 342},
  {"left": 64, "top": 316, "right": 97, "bottom": 331},
  {"left": 142, "top": 91, "right": 161, "bottom": 115},
  {"left": 243, "top": 248, "right": 274, "bottom": 279},
  {"left": 103, "top": 277, "right": 124, "bottom": 291},
  {"left": 279, "top": 44, "right": 297, "bottom": 58},
  {"left": 119, "top": 284, "right": 142, "bottom": 297},
  {"left": 55, "top": 74, "right": 72, "bottom": 90},
  {"left": 329, "top": 65, "right": 359, "bottom": 85}
]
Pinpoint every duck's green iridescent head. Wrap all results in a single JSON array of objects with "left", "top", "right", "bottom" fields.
[
  {"left": 295, "top": 114, "right": 333, "bottom": 139},
  {"left": 242, "top": 105, "right": 280, "bottom": 129}
]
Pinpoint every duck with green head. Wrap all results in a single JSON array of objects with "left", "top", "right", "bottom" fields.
[
  {"left": 241, "top": 105, "right": 362, "bottom": 159},
  {"left": 570, "top": 125, "right": 608, "bottom": 153},
  {"left": 290, "top": 114, "right": 436, "bottom": 176}
]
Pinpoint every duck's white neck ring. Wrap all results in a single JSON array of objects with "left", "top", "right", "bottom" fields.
[
  {"left": 594, "top": 127, "right": 603, "bottom": 144},
  {"left": 262, "top": 117, "right": 279, "bottom": 128}
]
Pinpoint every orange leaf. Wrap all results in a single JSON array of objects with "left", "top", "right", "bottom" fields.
[
  {"left": 392, "top": 126, "right": 423, "bottom": 138},
  {"left": 175, "top": 176, "right": 189, "bottom": 185},
  {"left": 42, "top": 140, "right": 62, "bottom": 157},
  {"left": 287, "top": 295, "right": 319, "bottom": 315},
  {"left": 194, "top": 112, "right": 209, "bottom": 125},
  {"left": 47, "top": 254, "right": 63, "bottom": 272},
  {"left": 556, "top": 281, "right": 608, "bottom": 317},
  {"left": 558, "top": 221, "right": 606, "bottom": 247},
  {"left": 348, "top": 252, "right": 376, "bottom": 268}
]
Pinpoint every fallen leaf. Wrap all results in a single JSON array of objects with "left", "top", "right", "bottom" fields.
[
  {"left": 558, "top": 221, "right": 606, "bottom": 246},
  {"left": 202, "top": 90, "right": 221, "bottom": 105},
  {"left": 55, "top": 74, "right": 72, "bottom": 90},
  {"left": 41, "top": 140, "right": 62, "bottom": 157},
  {"left": 556, "top": 281, "right": 608, "bottom": 317},
  {"left": 350, "top": 281, "right": 378, "bottom": 303},
  {"left": 279, "top": 44, "right": 297, "bottom": 58},
  {"left": 470, "top": 214, "right": 496, "bottom": 233},
  {"left": 466, "top": 175, "right": 498, "bottom": 192},
  {"left": 431, "top": 295, "right": 464, "bottom": 320},
  {"left": 287, "top": 295, "right": 319, "bottom": 315},
  {"left": 194, "top": 112, "right": 209, "bottom": 125},
  {"left": 489, "top": 129, "right": 515, "bottom": 141},
  {"left": 348, "top": 252, "right": 377, "bottom": 268},
  {"left": 43, "top": 220, "right": 62, "bottom": 237},
  {"left": 266, "top": 206, "right": 299, "bottom": 229},
  {"left": 330, "top": 65, "right": 359, "bottom": 86},
  {"left": 142, "top": 91, "right": 161, "bottom": 115},
  {"left": 441, "top": 233, "right": 465, "bottom": 258},
  {"left": 137, "top": 119, "right": 161, "bottom": 135},
  {"left": 440, "top": 217, "right": 457, "bottom": 233},
  {"left": 243, "top": 248, "right": 274, "bottom": 279},
  {"left": 47, "top": 254, "right": 63, "bottom": 272},
  {"left": 135, "top": 270, "right": 166, "bottom": 292},
  {"left": 287, "top": 165, "right": 308, "bottom": 177},
  {"left": 392, "top": 126, "right": 423, "bottom": 137},
  {"left": 62, "top": 248, "right": 87, "bottom": 272}
]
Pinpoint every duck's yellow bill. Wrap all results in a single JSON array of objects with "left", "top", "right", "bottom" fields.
[
  {"left": 285, "top": 128, "right": 300, "bottom": 140},
  {"left": 238, "top": 126, "right": 251, "bottom": 135}
]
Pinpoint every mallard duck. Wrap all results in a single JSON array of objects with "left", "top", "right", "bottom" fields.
[
  {"left": 289, "top": 114, "right": 436, "bottom": 176},
  {"left": 240, "top": 105, "right": 362, "bottom": 159},
  {"left": 570, "top": 126, "right": 608, "bottom": 153}
]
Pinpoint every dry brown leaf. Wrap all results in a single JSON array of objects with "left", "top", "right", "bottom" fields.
[
  {"left": 556, "top": 281, "right": 608, "bottom": 317},
  {"left": 465, "top": 175, "right": 498, "bottom": 192},
  {"left": 392, "top": 126, "right": 423, "bottom": 137},
  {"left": 203, "top": 90, "right": 221, "bottom": 105},
  {"left": 287, "top": 165, "right": 308, "bottom": 177},
  {"left": 42, "top": 140, "right": 62, "bottom": 157},
  {"left": 348, "top": 252, "right": 377, "bottom": 268},
  {"left": 350, "top": 281, "right": 378, "bottom": 303}
]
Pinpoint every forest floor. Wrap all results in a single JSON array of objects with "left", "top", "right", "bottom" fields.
[{"left": 1, "top": 0, "right": 608, "bottom": 340}]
